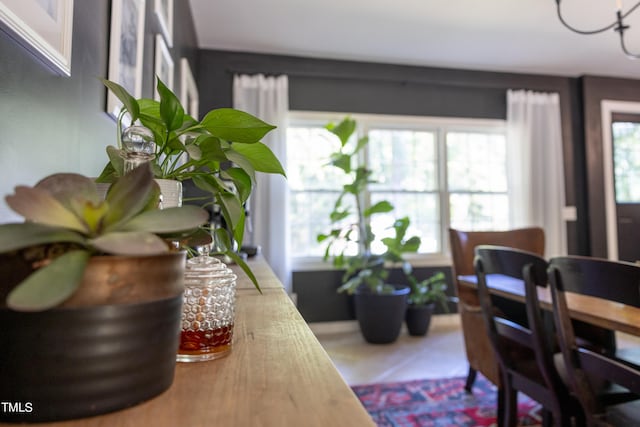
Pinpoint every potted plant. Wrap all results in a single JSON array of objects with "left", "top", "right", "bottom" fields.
[
  {"left": 98, "top": 77, "right": 286, "bottom": 288},
  {"left": 317, "top": 117, "right": 421, "bottom": 344},
  {"left": 0, "top": 165, "right": 209, "bottom": 422},
  {"left": 404, "top": 269, "right": 448, "bottom": 336}
]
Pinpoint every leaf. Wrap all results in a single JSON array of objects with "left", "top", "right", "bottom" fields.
[
  {"left": 0, "top": 223, "right": 86, "bottom": 252},
  {"left": 201, "top": 108, "right": 276, "bottom": 143},
  {"left": 101, "top": 78, "right": 140, "bottom": 122},
  {"left": 217, "top": 192, "right": 245, "bottom": 245},
  {"left": 95, "top": 162, "right": 118, "bottom": 183},
  {"left": 330, "top": 153, "right": 351, "bottom": 173},
  {"left": 222, "top": 167, "right": 253, "bottom": 203},
  {"left": 231, "top": 142, "right": 286, "bottom": 176},
  {"left": 330, "top": 210, "right": 350, "bottom": 222},
  {"left": 106, "top": 145, "right": 125, "bottom": 178},
  {"left": 185, "top": 142, "right": 202, "bottom": 160},
  {"left": 198, "top": 135, "right": 227, "bottom": 162},
  {"left": 102, "top": 165, "right": 156, "bottom": 230},
  {"left": 7, "top": 250, "right": 90, "bottom": 311},
  {"left": 5, "top": 186, "right": 88, "bottom": 233},
  {"left": 118, "top": 205, "right": 208, "bottom": 233},
  {"left": 326, "top": 117, "right": 356, "bottom": 147},
  {"left": 227, "top": 251, "right": 261, "bottom": 293},
  {"left": 157, "top": 78, "right": 185, "bottom": 131},
  {"left": 34, "top": 174, "right": 106, "bottom": 231},
  {"left": 34, "top": 173, "right": 101, "bottom": 207},
  {"left": 90, "top": 231, "right": 169, "bottom": 255},
  {"left": 353, "top": 135, "right": 369, "bottom": 155},
  {"left": 224, "top": 149, "right": 257, "bottom": 184},
  {"left": 364, "top": 200, "right": 394, "bottom": 217}
]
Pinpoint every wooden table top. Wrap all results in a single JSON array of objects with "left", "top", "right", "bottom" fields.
[
  {"left": 1, "top": 258, "right": 374, "bottom": 427},
  {"left": 458, "top": 274, "right": 640, "bottom": 337}
]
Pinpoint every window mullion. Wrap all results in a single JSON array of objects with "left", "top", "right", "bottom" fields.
[{"left": 439, "top": 128, "right": 450, "bottom": 255}]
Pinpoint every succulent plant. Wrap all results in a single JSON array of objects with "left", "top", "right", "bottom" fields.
[{"left": 0, "top": 164, "right": 209, "bottom": 311}]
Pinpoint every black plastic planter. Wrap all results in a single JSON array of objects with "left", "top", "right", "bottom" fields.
[
  {"left": 354, "top": 285, "right": 409, "bottom": 344},
  {"left": 405, "top": 303, "right": 435, "bottom": 336}
]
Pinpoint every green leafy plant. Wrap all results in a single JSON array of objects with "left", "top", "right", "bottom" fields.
[
  {"left": 317, "top": 118, "right": 450, "bottom": 301},
  {"left": 99, "top": 79, "right": 284, "bottom": 248},
  {"left": 0, "top": 165, "right": 209, "bottom": 311},
  {"left": 404, "top": 268, "right": 449, "bottom": 310},
  {"left": 99, "top": 77, "right": 286, "bottom": 288},
  {"left": 317, "top": 117, "right": 422, "bottom": 294}
]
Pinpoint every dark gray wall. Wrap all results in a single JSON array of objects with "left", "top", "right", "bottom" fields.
[
  {"left": 0, "top": 0, "right": 198, "bottom": 222},
  {"left": 197, "top": 50, "right": 587, "bottom": 321},
  {"left": 198, "top": 50, "right": 584, "bottom": 253}
]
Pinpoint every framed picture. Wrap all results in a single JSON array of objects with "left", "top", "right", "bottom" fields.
[
  {"left": 106, "top": 0, "right": 146, "bottom": 118},
  {"left": 0, "top": 0, "right": 74, "bottom": 76},
  {"left": 154, "top": 0, "right": 173, "bottom": 47},
  {"left": 180, "top": 58, "right": 199, "bottom": 118},
  {"left": 154, "top": 34, "right": 173, "bottom": 100}
]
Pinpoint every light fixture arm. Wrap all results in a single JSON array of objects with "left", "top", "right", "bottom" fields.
[{"left": 556, "top": 0, "right": 640, "bottom": 58}]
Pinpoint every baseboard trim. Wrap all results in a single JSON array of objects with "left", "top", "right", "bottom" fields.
[{"left": 309, "top": 313, "right": 461, "bottom": 335}]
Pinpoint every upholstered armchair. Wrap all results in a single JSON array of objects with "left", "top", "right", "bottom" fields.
[{"left": 448, "top": 227, "right": 545, "bottom": 391}]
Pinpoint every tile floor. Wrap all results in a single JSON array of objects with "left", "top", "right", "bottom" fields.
[{"left": 312, "top": 315, "right": 640, "bottom": 387}]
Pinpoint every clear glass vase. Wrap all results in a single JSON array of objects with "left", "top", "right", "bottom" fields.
[{"left": 176, "top": 254, "right": 237, "bottom": 362}]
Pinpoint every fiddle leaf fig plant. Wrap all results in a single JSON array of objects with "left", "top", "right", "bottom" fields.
[
  {"left": 0, "top": 164, "right": 209, "bottom": 311},
  {"left": 317, "top": 117, "right": 422, "bottom": 295},
  {"left": 318, "top": 117, "right": 450, "bottom": 303}
]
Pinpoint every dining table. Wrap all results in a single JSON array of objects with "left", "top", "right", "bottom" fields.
[{"left": 457, "top": 274, "right": 640, "bottom": 337}]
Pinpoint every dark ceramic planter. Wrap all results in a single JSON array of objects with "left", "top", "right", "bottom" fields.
[
  {"left": 405, "top": 303, "right": 435, "bottom": 336},
  {"left": 0, "top": 252, "right": 186, "bottom": 423},
  {"left": 354, "top": 285, "right": 409, "bottom": 344}
]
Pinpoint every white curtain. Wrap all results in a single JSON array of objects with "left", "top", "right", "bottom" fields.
[
  {"left": 506, "top": 90, "right": 567, "bottom": 257},
  {"left": 233, "top": 74, "right": 291, "bottom": 291}
]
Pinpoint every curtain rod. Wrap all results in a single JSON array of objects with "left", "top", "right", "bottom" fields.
[{"left": 224, "top": 66, "right": 521, "bottom": 90}]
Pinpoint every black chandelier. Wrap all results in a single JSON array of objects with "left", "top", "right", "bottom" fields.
[{"left": 555, "top": 0, "right": 640, "bottom": 59}]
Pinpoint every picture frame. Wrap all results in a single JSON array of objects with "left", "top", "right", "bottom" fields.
[
  {"left": 154, "top": 0, "right": 173, "bottom": 47},
  {"left": 106, "top": 0, "right": 146, "bottom": 119},
  {"left": 0, "top": 0, "right": 74, "bottom": 76},
  {"left": 180, "top": 58, "right": 199, "bottom": 119},
  {"left": 154, "top": 34, "right": 173, "bottom": 100}
]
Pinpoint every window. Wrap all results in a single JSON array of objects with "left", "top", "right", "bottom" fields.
[
  {"left": 287, "top": 112, "right": 507, "bottom": 262},
  {"left": 612, "top": 118, "right": 640, "bottom": 203}
]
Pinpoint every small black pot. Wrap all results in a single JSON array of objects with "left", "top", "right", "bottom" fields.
[
  {"left": 354, "top": 285, "right": 409, "bottom": 344},
  {"left": 405, "top": 303, "right": 435, "bottom": 336}
]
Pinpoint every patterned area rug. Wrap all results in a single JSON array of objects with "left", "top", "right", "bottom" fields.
[{"left": 351, "top": 375, "right": 542, "bottom": 427}]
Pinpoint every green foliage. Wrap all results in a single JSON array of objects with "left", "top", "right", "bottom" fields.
[
  {"left": 317, "top": 117, "right": 426, "bottom": 295},
  {"left": 404, "top": 267, "right": 449, "bottom": 310},
  {"left": 97, "top": 77, "right": 286, "bottom": 255},
  {"left": 0, "top": 165, "right": 209, "bottom": 311}
]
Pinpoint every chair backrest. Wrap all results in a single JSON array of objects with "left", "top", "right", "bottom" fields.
[
  {"left": 548, "top": 256, "right": 640, "bottom": 423},
  {"left": 474, "top": 246, "right": 564, "bottom": 398},
  {"left": 449, "top": 227, "right": 545, "bottom": 279},
  {"left": 548, "top": 256, "right": 640, "bottom": 308}
]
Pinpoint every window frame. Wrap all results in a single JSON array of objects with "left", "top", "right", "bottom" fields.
[{"left": 287, "top": 110, "right": 507, "bottom": 271}]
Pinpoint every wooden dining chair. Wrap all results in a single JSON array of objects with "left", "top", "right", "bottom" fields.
[
  {"left": 475, "top": 246, "right": 580, "bottom": 427},
  {"left": 548, "top": 256, "right": 640, "bottom": 426},
  {"left": 449, "top": 227, "right": 545, "bottom": 392}
]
